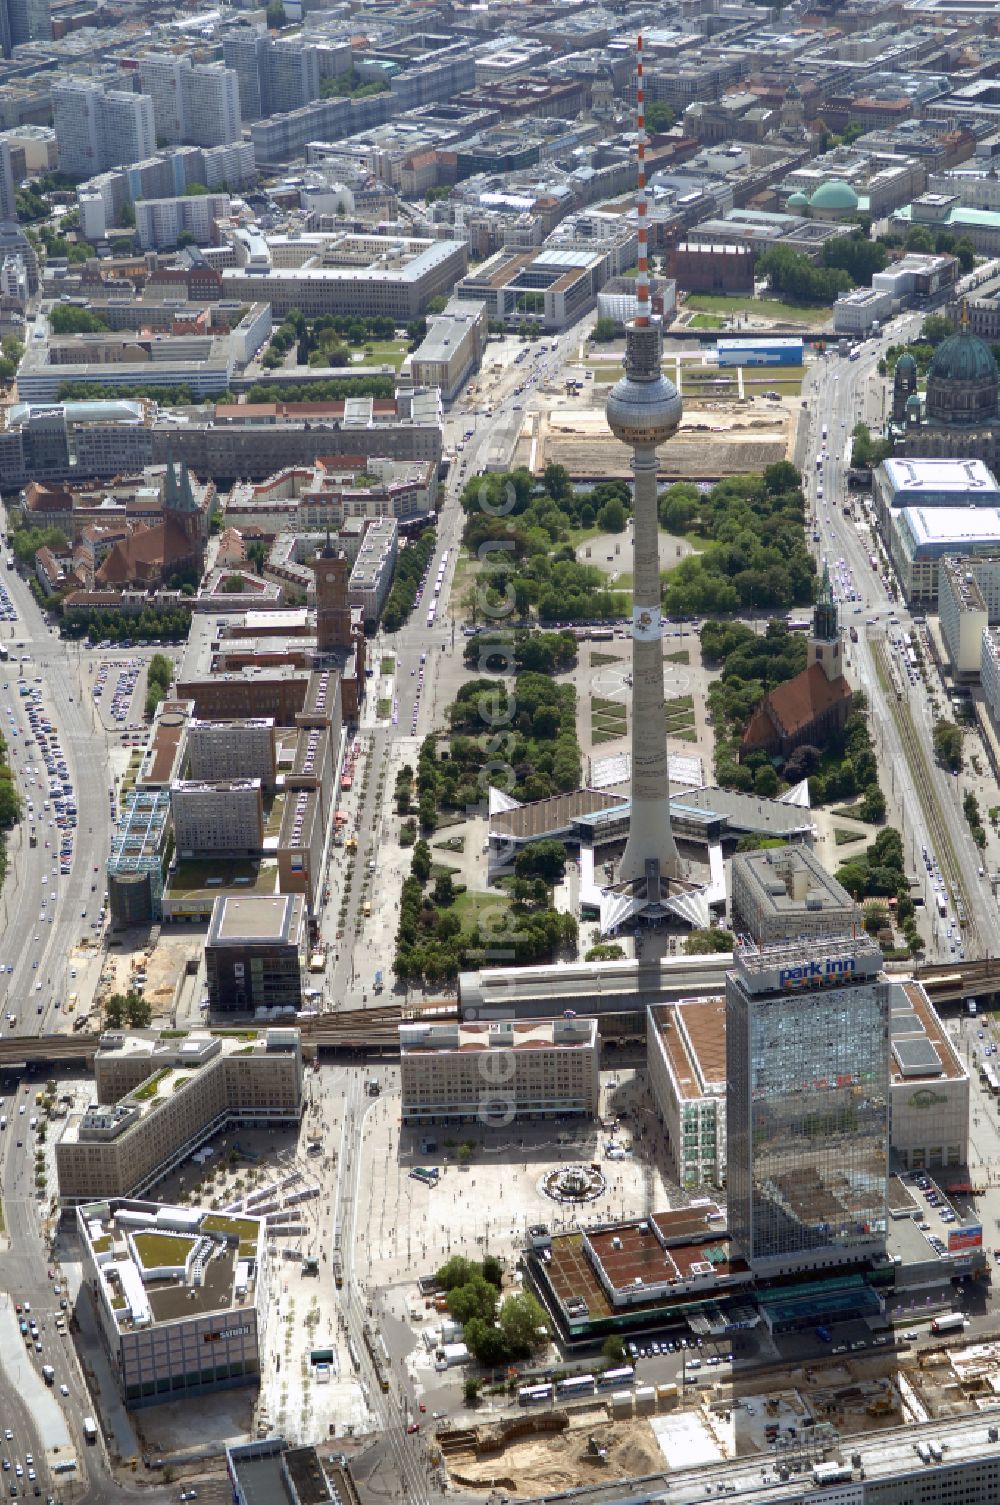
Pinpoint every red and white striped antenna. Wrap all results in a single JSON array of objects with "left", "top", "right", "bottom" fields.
[{"left": 635, "top": 33, "right": 650, "bottom": 327}]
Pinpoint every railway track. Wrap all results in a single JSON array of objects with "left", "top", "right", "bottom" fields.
[{"left": 872, "top": 639, "right": 977, "bottom": 953}]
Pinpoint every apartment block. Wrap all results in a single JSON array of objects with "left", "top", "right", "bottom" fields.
[
  {"left": 349, "top": 516, "right": 397, "bottom": 622},
  {"left": 79, "top": 1198, "right": 268, "bottom": 1407},
  {"left": 135, "top": 56, "right": 242, "bottom": 148},
  {"left": 135, "top": 193, "right": 230, "bottom": 251},
  {"left": 647, "top": 999, "right": 726, "bottom": 1190},
  {"left": 205, "top": 893, "right": 306, "bottom": 1012},
  {"left": 170, "top": 778, "right": 264, "bottom": 856},
  {"left": 187, "top": 718, "right": 276, "bottom": 787},
  {"left": 399, "top": 1017, "right": 600, "bottom": 1125},
  {"left": 56, "top": 1028, "right": 304, "bottom": 1202},
  {"left": 184, "top": 66, "right": 242, "bottom": 148}
]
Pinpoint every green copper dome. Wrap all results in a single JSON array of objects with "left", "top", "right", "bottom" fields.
[
  {"left": 809, "top": 180, "right": 859, "bottom": 212},
  {"left": 927, "top": 328, "right": 998, "bottom": 386},
  {"left": 786, "top": 191, "right": 809, "bottom": 209},
  {"left": 895, "top": 352, "right": 917, "bottom": 375}
]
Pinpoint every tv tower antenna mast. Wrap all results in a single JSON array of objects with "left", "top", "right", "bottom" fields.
[{"left": 605, "top": 35, "right": 683, "bottom": 897}]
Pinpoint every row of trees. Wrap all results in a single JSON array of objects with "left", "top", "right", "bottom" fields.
[
  {"left": 243, "top": 376, "right": 394, "bottom": 403},
  {"left": 933, "top": 719, "right": 963, "bottom": 773},
  {"left": 64, "top": 608, "right": 192, "bottom": 644},
  {"left": 56, "top": 382, "right": 196, "bottom": 406},
  {"left": 660, "top": 463, "right": 815, "bottom": 616},
  {"left": 383, "top": 526, "right": 437, "bottom": 633},
  {"left": 0, "top": 730, "right": 21, "bottom": 839},
  {"left": 144, "top": 653, "right": 174, "bottom": 720}
]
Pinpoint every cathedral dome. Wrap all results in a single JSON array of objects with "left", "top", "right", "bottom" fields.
[
  {"left": 925, "top": 327, "right": 999, "bottom": 429},
  {"left": 927, "top": 328, "right": 998, "bottom": 387},
  {"left": 809, "top": 180, "right": 859, "bottom": 213}
]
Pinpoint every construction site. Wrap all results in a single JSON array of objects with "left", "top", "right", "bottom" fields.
[
  {"left": 429, "top": 1332, "right": 1000, "bottom": 1498},
  {"left": 513, "top": 388, "right": 797, "bottom": 481}
]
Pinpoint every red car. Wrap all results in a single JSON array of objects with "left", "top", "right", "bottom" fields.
[{"left": 406, "top": 1423, "right": 420, "bottom": 1435}]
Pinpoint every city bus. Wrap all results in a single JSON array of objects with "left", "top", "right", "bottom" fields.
[{"left": 518, "top": 1384, "right": 553, "bottom": 1406}]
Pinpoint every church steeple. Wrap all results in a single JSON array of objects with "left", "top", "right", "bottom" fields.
[{"left": 809, "top": 561, "right": 843, "bottom": 682}]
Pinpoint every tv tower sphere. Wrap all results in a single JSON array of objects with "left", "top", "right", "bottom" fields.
[{"left": 605, "top": 324, "right": 683, "bottom": 447}]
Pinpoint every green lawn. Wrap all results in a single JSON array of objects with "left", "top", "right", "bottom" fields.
[
  {"left": 357, "top": 340, "right": 409, "bottom": 370},
  {"left": 380, "top": 656, "right": 395, "bottom": 675},
  {"left": 167, "top": 858, "right": 277, "bottom": 897},
  {"left": 591, "top": 651, "right": 623, "bottom": 667},
  {"left": 665, "top": 649, "right": 690, "bottom": 665},
  {"left": 685, "top": 294, "right": 832, "bottom": 326},
  {"left": 377, "top": 698, "right": 392, "bottom": 718},
  {"left": 450, "top": 889, "right": 511, "bottom": 929},
  {"left": 688, "top": 313, "right": 723, "bottom": 330},
  {"left": 744, "top": 372, "right": 805, "bottom": 395},
  {"left": 834, "top": 827, "right": 865, "bottom": 847},
  {"left": 133, "top": 1231, "right": 196, "bottom": 1267}
]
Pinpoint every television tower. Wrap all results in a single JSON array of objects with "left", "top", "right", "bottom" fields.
[{"left": 606, "top": 34, "right": 682, "bottom": 896}]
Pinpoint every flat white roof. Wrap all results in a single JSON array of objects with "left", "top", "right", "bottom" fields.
[
  {"left": 901, "top": 504, "right": 1000, "bottom": 545},
  {"left": 882, "top": 457, "right": 1000, "bottom": 495}
]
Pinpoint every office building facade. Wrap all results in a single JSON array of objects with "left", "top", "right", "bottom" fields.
[
  {"left": 731, "top": 846, "right": 860, "bottom": 944},
  {"left": 0, "top": 139, "right": 14, "bottom": 221},
  {"left": 205, "top": 893, "right": 306, "bottom": 1013},
  {"left": 56, "top": 1029, "right": 304, "bottom": 1202},
  {"left": 187, "top": 718, "right": 276, "bottom": 786},
  {"left": 170, "top": 778, "right": 264, "bottom": 855},
  {"left": 79, "top": 1198, "right": 268, "bottom": 1408},
  {"left": 726, "top": 933, "right": 890, "bottom": 1277},
  {"left": 399, "top": 1017, "right": 600, "bottom": 1126}
]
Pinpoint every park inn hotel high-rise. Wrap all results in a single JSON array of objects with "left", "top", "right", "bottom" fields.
[{"left": 726, "top": 931, "right": 890, "bottom": 1279}]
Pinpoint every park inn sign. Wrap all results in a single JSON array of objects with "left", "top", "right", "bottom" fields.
[{"left": 779, "top": 957, "right": 857, "bottom": 988}]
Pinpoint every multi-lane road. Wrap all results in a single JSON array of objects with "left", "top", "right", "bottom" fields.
[
  {"left": 0, "top": 566, "right": 176, "bottom": 1504},
  {"left": 802, "top": 317, "right": 997, "bottom": 959}
]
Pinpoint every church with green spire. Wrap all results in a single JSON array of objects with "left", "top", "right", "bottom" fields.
[
  {"left": 810, "top": 560, "right": 844, "bottom": 684},
  {"left": 740, "top": 561, "right": 853, "bottom": 762}
]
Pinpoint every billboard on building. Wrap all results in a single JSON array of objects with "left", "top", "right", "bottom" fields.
[{"left": 948, "top": 1225, "right": 982, "bottom": 1252}]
